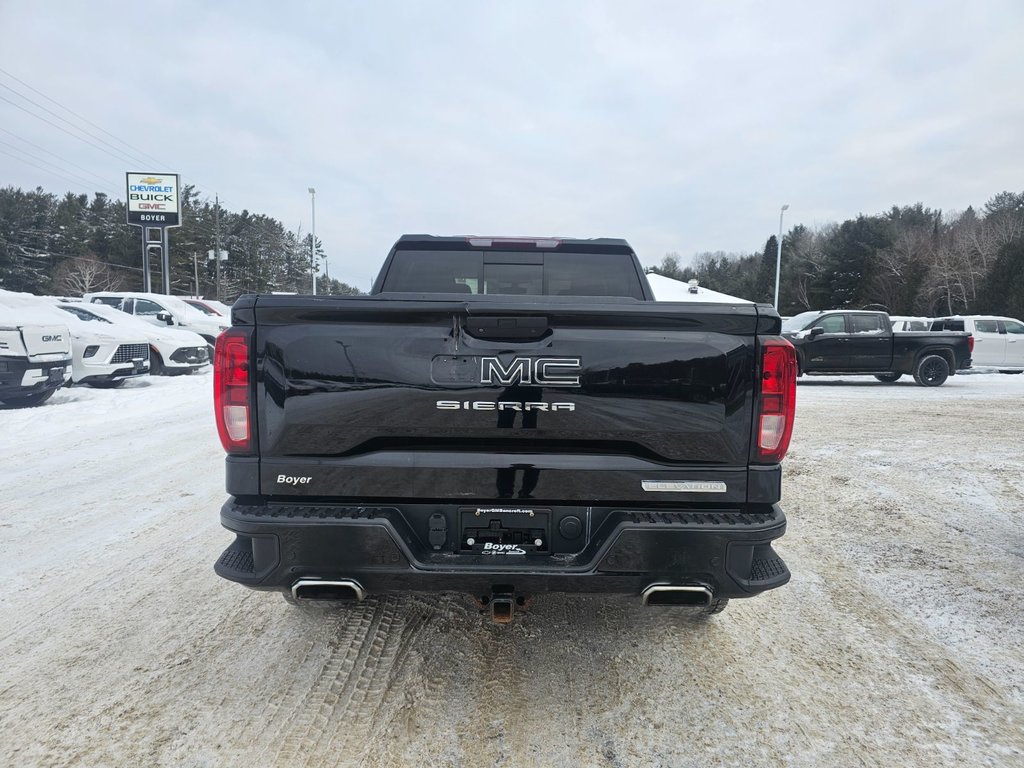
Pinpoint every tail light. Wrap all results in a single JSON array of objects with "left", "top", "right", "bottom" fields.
[
  {"left": 968, "top": 334, "right": 975, "bottom": 355},
  {"left": 756, "top": 337, "right": 797, "bottom": 463},
  {"left": 214, "top": 328, "right": 252, "bottom": 454}
]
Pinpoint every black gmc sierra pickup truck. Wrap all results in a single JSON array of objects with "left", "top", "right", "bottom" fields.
[
  {"left": 781, "top": 310, "right": 972, "bottom": 386},
  {"left": 213, "top": 235, "right": 797, "bottom": 622}
]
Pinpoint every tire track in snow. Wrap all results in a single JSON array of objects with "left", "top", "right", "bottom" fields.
[{"left": 259, "top": 603, "right": 383, "bottom": 766}]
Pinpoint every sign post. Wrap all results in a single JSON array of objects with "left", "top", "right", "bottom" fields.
[{"left": 125, "top": 173, "right": 182, "bottom": 294}]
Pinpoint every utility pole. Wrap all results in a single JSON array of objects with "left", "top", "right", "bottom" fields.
[
  {"left": 774, "top": 204, "right": 789, "bottom": 310},
  {"left": 308, "top": 187, "right": 317, "bottom": 295},
  {"left": 192, "top": 252, "right": 199, "bottom": 297},
  {"left": 214, "top": 194, "right": 221, "bottom": 301}
]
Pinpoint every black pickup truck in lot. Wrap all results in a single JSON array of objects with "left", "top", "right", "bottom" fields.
[
  {"left": 213, "top": 235, "right": 797, "bottom": 622},
  {"left": 781, "top": 310, "right": 973, "bottom": 386}
]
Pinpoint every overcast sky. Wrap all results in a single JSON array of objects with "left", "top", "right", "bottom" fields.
[{"left": 2, "top": 1, "right": 1022, "bottom": 289}]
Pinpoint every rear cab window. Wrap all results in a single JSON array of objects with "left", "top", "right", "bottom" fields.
[
  {"left": 850, "top": 314, "right": 887, "bottom": 334},
  {"left": 91, "top": 296, "right": 123, "bottom": 308},
  {"left": 380, "top": 248, "right": 647, "bottom": 299}
]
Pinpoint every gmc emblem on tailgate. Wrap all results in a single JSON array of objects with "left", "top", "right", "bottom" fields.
[{"left": 480, "top": 357, "right": 581, "bottom": 386}]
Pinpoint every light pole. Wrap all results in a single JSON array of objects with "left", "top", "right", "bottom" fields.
[
  {"left": 308, "top": 187, "right": 317, "bottom": 295},
  {"left": 774, "top": 203, "right": 789, "bottom": 310}
]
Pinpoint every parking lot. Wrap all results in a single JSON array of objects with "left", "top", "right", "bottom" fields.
[{"left": 1, "top": 372, "right": 1022, "bottom": 767}]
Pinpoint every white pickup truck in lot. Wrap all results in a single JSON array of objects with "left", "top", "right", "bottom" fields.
[
  {"left": 931, "top": 315, "right": 1024, "bottom": 373},
  {"left": 0, "top": 300, "right": 71, "bottom": 408}
]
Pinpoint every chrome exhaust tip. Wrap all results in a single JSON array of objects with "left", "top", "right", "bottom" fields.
[
  {"left": 291, "top": 578, "right": 365, "bottom": 602},
  {"left": 641, "top": 584, "right": 713, "bottom": 607}
]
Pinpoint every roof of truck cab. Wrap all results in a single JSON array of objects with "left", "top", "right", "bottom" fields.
[{"left": 394, "top": 235, "right": 634, "bottom": 252}]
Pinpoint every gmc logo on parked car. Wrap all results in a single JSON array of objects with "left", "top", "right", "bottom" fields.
[{"left": 480, "top": 357, "right": 581, "bottom": 386}]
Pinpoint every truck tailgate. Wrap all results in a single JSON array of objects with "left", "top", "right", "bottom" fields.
[{"left": 250, "top": 297, "right": 761, "bottom": 503}]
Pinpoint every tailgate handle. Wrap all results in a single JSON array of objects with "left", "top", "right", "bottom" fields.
[{"left": 465, "top": 316, "right": 549, "bottom": 341}]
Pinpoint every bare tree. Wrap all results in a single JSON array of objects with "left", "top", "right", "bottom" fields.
[
  {"left": 54, "top": 255, "right": 123, "bottom": 296},
  {"left": 918, "top": 241, "right": 970, "bottom": 316},
  {"left": 786, "top": 224, "right": 833, "bottom": 311}
]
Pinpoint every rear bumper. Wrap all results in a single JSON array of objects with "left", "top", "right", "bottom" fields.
[{"left": 215, "top": 499, "right": 790, "bottom": 601}]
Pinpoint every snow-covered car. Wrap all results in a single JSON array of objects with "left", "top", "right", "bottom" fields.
[
  {"left": 0, "top": 293, "right": 72, "bottom": 407},
  {"left": 3, "top": 290, "right": 150, "bottom": 388},
  {"left": 50, "top": 304, "right": 151, "bottom": 387},
  {"left": 890, "top": 316, "right": 933, "bottom": 332},
  {"left": 58, "top": 302, "right": 210, "bottom": 376},
  {"left": 931, "top": 315, "right": 1024, "bottom": 372},
  {"left": 182, "top": 298, "right": 232, "bottom": 318},
  {"left": 83, "top": 291, "right": 229, "bottom": 350}
]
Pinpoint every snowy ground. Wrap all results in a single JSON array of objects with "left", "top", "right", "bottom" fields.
[{"left": 1, "top": 371, "right": 1022, "bottom": 767}]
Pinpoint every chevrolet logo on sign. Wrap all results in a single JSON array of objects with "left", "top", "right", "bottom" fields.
[{"left": 139, "top": 177, "right": 162, "bottom": 185}]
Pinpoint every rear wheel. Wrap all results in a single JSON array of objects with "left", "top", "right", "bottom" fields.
[
  {"left": 874, "top": 372, "right": 902, "bottom": 383},
  {"left": 913, "top": 354, "right": 950, "bottom": 387}
]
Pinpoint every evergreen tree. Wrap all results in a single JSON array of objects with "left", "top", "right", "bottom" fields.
[
  {"left": 754, "top": 236, "right": 778, "bottom": 304},
  {"left": 318, "top": 277, "right": 363, "bottom": 295},
  {"left": 0, "top": 187, "right": 58, "bottom": 292},
  {"left": 980, "top": 240, "right": 1024, "bottom": 319},
  {"left": 823, "top": 215, "right": 893, "bottom": 308},
  {"left": 648, "top": 253, "right": 691, "bottom": 281}
]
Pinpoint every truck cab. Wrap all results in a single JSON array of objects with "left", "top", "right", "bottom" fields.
[{"left": 782, "top": 310, "right": 893, "bottom": 371}]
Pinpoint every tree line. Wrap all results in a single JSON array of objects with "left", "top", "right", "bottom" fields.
[
  {"left": 4, "top": 184, "right": 1023, "bottom": 316},
  {"left": 0, "top": 185, "right": 361, "bottom": 299},
  {"left": 650, "top": 191, "right": 1024, "bottom": 318}
]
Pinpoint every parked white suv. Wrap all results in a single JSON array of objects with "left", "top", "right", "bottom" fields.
[
  {"left": 84, "top": 292, "right": 229, "bottom": 350},
  {"left": 58, "top": 302, "right": 210, "bottom": 376},
  {"left": 50, "top": 304, "right": 151, "bottom": 386},
  {"left": 930, "top": 315, "right": 1024, "bottom": 372}
]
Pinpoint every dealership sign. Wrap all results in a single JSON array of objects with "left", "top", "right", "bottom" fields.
[{"left": 125, "top": 172, "right": 181, "bottom": 226}]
